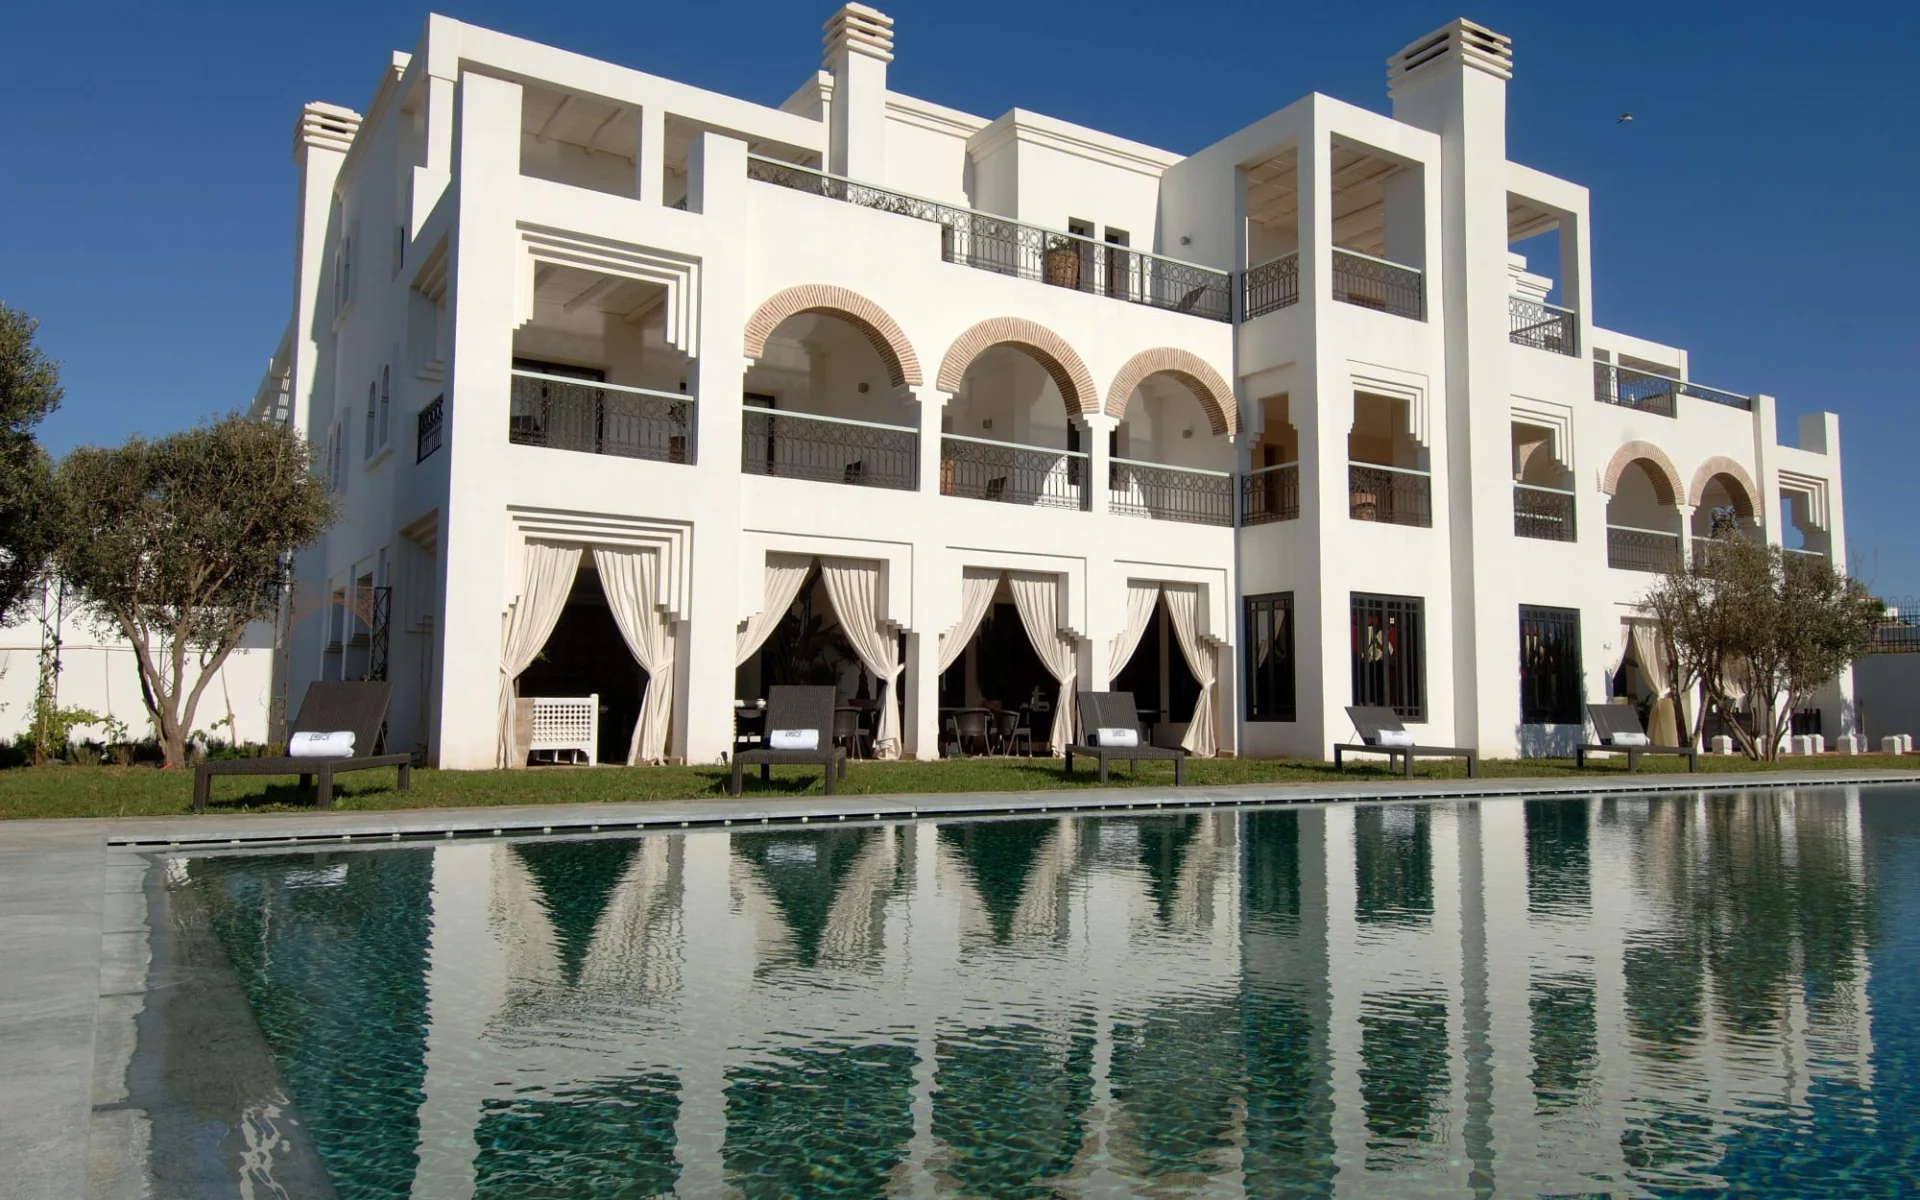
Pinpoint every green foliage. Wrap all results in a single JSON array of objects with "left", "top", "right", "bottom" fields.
[
  {"left": 52, "top": 414, "right": 338, "bottom": 767},
  {"left": 12, "top": 698, "right": 103, "bottom": 764},
  {"left": 0, "top": 304, "right": 63, "bottom": 624},
  {"left": 1643, "top": 533, "right": 1881, "bottom": 760}
]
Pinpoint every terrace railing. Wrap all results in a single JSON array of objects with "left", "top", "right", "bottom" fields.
[
  {"left": 1240, "top": 462, "right": 1300, "bottom": 526},
  {"left": 741, "top": 408, "right": 917, "bottom": 491},
  {"left": 1509, "top": 296, "right": 1578, "bottom": 356},
  {"left": 1332, "top": 249, "right": 1423, "bottom": 320},
  {"left": 1244, "top": 252, "right": 1300, "bottom": 318},
  {"left": 1513, "top": 483, "right": 1576, "bottom": 541},
  {"left": 1109, "top": 458, "right": 1235, "bottom": 526},
  {"left": 509, "top": 371, "right": 695, "bottom": 463},
  {"left": 1593, "top": 365, "right": 1755, "bottom": 416},
  {"left": 939, "top": 435, "right": 1087, "bottom": 510},
  {"left": 1348, "top": 462, "right": 1432, "bottom": 527},
  {"left": 747, "top": 156, "right": 1232, "bottom": 322},
  {"left": 1607, "top": 525, "right": 1682, "bottom": 573}
]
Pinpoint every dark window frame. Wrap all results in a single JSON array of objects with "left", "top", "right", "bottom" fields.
[
  {"left": 1351, "top": 592, "right": 1426, "bottom": 721},
  {"left": 1519, "top": 605, "right": 1583, "bottom": 725},
  {"left": 1244, "top": 591, "right": 1297, "bottom": 722}
]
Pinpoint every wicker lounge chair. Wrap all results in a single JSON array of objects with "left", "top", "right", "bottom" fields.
[
  {"left": 1063, "top": 691, "right": 1187, "bottom": 785},
  {"left": 192, "top": 681, "right": 412, "bottom": 811},
  {"left": 730, "top": 685, "right": 849, "bottom": 795},
  {"left": 1333, "top": 705, "right": 1478, "bottom": 778},
  {"left": 1576, "top": 703, "right": 1698, "bottom": 773}
]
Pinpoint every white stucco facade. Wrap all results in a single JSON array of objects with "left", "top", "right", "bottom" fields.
[{"left": 258, "top": 9, "right": 1849, "bottom": 769}]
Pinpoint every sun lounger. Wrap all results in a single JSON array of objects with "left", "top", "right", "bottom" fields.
[
  {"left": 730, "top": 685, "right": 849, "bottom": 795},
  {"left": 1575, "top": 703, "right": 1697, "bottom": 773},
  {"left": 1333, "top": 705, "right": 1478, "bottom": 778},
  {"left": 1063, "top": 691, "right": 1187, "bottom": 785},
  {"left": 193, "top": 681, "right": 412, "bottom": 810}
]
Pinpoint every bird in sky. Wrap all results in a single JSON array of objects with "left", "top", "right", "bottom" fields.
[{"left": 1617, "top": 112, "right": 1634, "bottom": 123}]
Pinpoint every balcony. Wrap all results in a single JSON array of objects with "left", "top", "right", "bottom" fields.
[
  {"left": 509, "top": 371, "right": 694, "bottom": 463},
  {"left": 1513, "top": 483, "right": 1576, "bottom": 541},
  {"left": 939, "top": 435, "right": 1086, "bottom": 510},
  {"left": 1607, "top": 526, "right": 1681, "bottom": 573},
  {"left": 1594, "top": 364, "right": 1754, "bottom": 416},
  {"left": 741, "top": 408, "right": 917, "bottom": 491},
  {"left": 1243, "top": 253, "right": 1300, "bottom": 318},
  {"left": 1109, "top": 459, "right": 1235, "bottom": 527},
  {"left": 1348, "top": 462, "right": 1431, "bottom": 527},
  {"left": 416, "top": 394, "right": 443, "bottom": 462},
  {"left": 747, "top": 156, "right": 1232, "bottom": 322},
  {"left": 1509, "top": 296, "right": 1578, "bottom": 356},
  {"left": 1332, "top": 250, "right": 1423, "bottom": 320},
  {"left": 1240, "top": 462, "right": 1300, "bottom": 526}
]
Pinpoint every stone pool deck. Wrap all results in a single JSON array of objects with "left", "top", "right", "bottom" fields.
[{"left": 6, "top": 767, "right": 1919, "bottom": 1198}]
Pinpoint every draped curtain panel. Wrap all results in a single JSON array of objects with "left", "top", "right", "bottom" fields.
[
  {"left": 594, "top": 546, "right": 676, "bottom": 765},
  {"left": 938, "top": 569, "right": 1003, "bottom": 674},
  {"left": 735, "top": 553, "right": 815, "bottom": 668},
  {"left": 1628, "top": 621, "right": 1680, "bottom": 746},
  {"left": 1107, "top": 581, "right": 1163, "bottom": 681},
  {"left": 820, "top": 556, "right": 903, "bottom": 759},
  {"left": 1162, "top": 583, "right": 1218, "bottom": 757},
  {"left": 1008, "top": 571, "right": 1078, "bottom": 756},
  {"left": 497, "top": 542, "right": 584, "bottom": 768}
]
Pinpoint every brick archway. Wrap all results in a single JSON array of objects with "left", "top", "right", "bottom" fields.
[
  {"left": 744, "top": 285, "right": 922, "bottom": 388},
  {"left": 1687, "top": 455, "right": 1759, "bottom": 518},
  {"left": 1599, "top": 440, "right": 1684, "bottom": 506},
  {"left": 934, "top": 317, "right": 1100, "bottom": 415},
  {"left": 1104, "top": 348, "right": 1237, "bottom": 436}
]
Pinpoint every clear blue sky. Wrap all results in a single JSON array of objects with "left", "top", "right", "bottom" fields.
[{"left": 3, "top": 1, "right": 1915, "bottom": 594}]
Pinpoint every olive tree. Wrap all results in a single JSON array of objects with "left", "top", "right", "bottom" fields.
[
  {"left": 0, "top": 304, "right": 62, "bottom": 623},
  {"left": 53, "top": 416, "right": 336, "bottom": 767},
  {"left": 1643, "top": 534, "right": 1879, "bottom": 760}
]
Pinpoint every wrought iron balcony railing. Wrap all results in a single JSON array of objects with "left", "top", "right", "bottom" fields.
[
  {"left": 1332, "top": 249, "right": 1424, "bottom": 320},
  {"left": 1607, "top": 525, "right": 1682, "bottom": 573},
  {"left": 416, "top": 394, "right": 443, "bottom": 462},
  {"left": 1109, "top": 458, "right": 1235, "bottom": 526},
  {"left": 748, "top": 156, "right": 1233, "bottom": 322},
  {"left": 509, "top": 371, "right": 695, "bottom": 463},
  {"left": 1239, "top": 462, "right": 1300, "bottom": 525},
  {"left": 939, "top": 435, "right": 1087, "bottom": 510},
  {"left": 1593, "top": 364, "right": 1755, "bottom": 416},
  {"left": 1509, "top": 296, "right": 1578, "bottom": 356},
  {"left": 1513, "top": 483, "right": 1576, "bottom": 541},
  {"left": 1243, "top": 253, "right": 1300, "bottom": 319},
  {"left": 741, "top": 408, "right": 917, "bottom": 491},
  {"left": 1348, "top": 462, "right": 1432, "bottom": 527}
]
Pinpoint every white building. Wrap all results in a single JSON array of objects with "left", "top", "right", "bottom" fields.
[{"left": 257, "top": 7, "right": 1849, "bottom": 769}]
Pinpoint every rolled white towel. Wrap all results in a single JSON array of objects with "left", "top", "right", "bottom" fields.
[
  {"left": 769, "top": 728, "right": 819, "bottom": 751},
  {"left": 290, "top": 731, "right": 356, "bottom": 758},
  {"left": 1376, "top": 729, "right": 1414, "bottom": 747},
  {"left": 1607, "top": 732, "right": 1650, "bottom": 747},
  {"left": 1094, "top": 727, "right": 1138, "bottom": 748}
]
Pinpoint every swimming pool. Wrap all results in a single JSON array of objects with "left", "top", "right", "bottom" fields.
[{"left": 129, "top": 786, "right": 1920, "bottom": 1197}]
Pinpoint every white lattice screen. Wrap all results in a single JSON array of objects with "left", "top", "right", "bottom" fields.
[{"left": 529, "top": 695, "right": 598, "bottom": 765}]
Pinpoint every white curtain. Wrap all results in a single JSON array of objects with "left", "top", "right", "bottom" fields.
[
  {"left": 1107, "top": 580, "right": 1163, "bottom": 680},
  {"left": 735, "top": 553, "right": 814, "bottom": 667},
  {"left": 1008, "top": 571, "right": 1078, "bottom": 755},
  {"left": 1163, "top": 583, "right": 1219, "bottom": 757},
  {"left": 498, "top": 542, "right": 583, "bottom": 768},
  {"left": 938, "top": 569, "right": 1003, "bottom": 674},
  {"left": 820, "top": 557, "right": 903, "bottom": 759},
  {"left": 1628, "top": 622, "right": 1679, "bottom": 746},
  {"left": 594, "top": 546, "right": 676, "bottom": 765}
]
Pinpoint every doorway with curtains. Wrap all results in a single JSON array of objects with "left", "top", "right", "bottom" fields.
[
  {"left": 515, "top": 561, "right": 648, "bottom": 766},
  {"left": 1111, "top": 593, "right": 1201, "bottom": 747}
]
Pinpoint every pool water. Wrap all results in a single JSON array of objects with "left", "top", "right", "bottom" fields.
[{"left": 151, "top": 787, "right": 1920, "bottom": 1197}]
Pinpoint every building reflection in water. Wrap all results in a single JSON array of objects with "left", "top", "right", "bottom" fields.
[{"left": 180, "top": 787, "right": 1886, "bottom": 1197}]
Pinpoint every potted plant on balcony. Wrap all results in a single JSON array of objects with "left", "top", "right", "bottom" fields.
[{"left": 1043, "top": 234, "right": 1083, "bottom": 290}]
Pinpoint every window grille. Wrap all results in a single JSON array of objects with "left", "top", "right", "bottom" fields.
[
  {"left": 1351, "top": 593, "right": 1425, "bottom": 720},
  {"left": 378, "top": 366, "right": 391, "bottom": 448},
  {"left": 1519, "top": 605, "right": 1582, "bottom": 725},
  {"left": 1244, "top": 592, "right": 1296, "bottom": 721},
  {"left": 364, "top": 382, "right": 376, "bottom": 458}
]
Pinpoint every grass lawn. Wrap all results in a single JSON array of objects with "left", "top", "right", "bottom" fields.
[{"left": 1, "top": 752, "right": 1913, "bottom": 822}]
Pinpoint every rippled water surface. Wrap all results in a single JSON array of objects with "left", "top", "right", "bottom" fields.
[{"left": 162, "top": 787, "right": 1920, "bottom": 1197}]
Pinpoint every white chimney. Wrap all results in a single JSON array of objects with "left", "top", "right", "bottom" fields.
[{"left": 823, "top": 4, "right": 893, "bottom": 180}]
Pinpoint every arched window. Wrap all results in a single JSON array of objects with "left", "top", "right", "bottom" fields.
[
  {"left": 378, "top": 365, "right": 390, "bottom": 448},
  {"left": 364, "top": 382, "right": 377, "bottom": 459}
]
